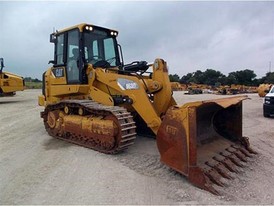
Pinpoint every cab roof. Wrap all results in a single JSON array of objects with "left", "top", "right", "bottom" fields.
[{"left": 56, "top": 23, "right": 119, "bottom": 35}]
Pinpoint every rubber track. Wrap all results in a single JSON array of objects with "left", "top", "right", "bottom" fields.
[{"left": 41, "top": 99, "right": 137, "bottom": 154}]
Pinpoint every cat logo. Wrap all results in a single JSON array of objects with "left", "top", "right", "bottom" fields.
[{"left": 166, "top": 125, "right": 177, "bottom": 136}]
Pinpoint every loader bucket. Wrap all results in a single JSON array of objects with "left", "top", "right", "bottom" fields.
[{"left": 157, "top": 95, "right": 256, "bottom": 195}]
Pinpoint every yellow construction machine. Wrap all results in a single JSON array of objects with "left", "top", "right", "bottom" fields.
[
  {"left": 0, "top": 58, "right": 24, "bottom": 97},
  {"left": 185, "top": 83, "right": 203, "bottom": 94},
  {"left": 258, "top": 83, "right": 272, "bottom": 97},
  {"left": 171, "top": 82, "right": 186, "bottom": 91},
  {"left": 38, "top": 23, "right": 256, "bottom": 195}
]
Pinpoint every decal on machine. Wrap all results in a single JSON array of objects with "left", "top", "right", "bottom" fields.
[
  {"left": 117, "top": 78, "right": 139, "bottom": 90},
  {"left": 52, "top": 67, "right": 64, "bottom": 78},
  {"left": 166, "top": 125, "right": 178, "bottom": 136}
]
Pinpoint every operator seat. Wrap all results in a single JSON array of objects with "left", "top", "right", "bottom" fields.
[{"left": 67, "top": 48, "right": 79, "bottom": 81}]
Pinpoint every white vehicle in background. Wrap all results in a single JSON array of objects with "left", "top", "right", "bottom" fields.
[{"left": 263, "top": 85, "right": 274, "bottom": 117}]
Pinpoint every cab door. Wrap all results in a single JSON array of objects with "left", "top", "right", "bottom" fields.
[
  {"left": 50, "top": 33, "right": 67, "bottom": 85},
  {"left": 66, "top": 29, "right": 80, "bottom": 84}
]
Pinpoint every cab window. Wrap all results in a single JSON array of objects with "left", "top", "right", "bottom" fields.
[
  {"left": 66, "top": 30, "right": 79, "bottom": 83},
  {"left": 56, "top": 34, "right": 64, "bottom": 65},
  {"left": 104, "top": 38, "right": 116, "bottom": 66}
]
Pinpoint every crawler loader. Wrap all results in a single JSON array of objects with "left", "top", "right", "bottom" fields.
[
  {"left": 0, "top": 58, "right": 24, "bottom": 97},
  {"left": 38, "top": 23, "right": 256, "bottom": 195}
]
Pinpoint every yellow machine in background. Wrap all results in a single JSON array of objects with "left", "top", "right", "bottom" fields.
[
  {"left": 216, "top": 84, "right": 258, "bottom": 95},
  {"left": 0, "top": 58, "right": 24, "bottom": 97},
  {"left": 171, "top": 82, "right": 186, "bottom": 91},
  {"left": 38, "top": 23, "right": 256, "bottom": 195},
  {"left": 185, "top": 83, "right": 210, "bottom": 94},
  {"left": 245, "top": 86, "right": 258, "bottom": 93},
  {"left": 258, "top": 84, "right": 272, "bottom": 97}
]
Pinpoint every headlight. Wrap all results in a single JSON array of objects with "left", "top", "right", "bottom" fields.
[
  {"left": 85, "top": 26, "right": 93, "bottom": 31},
  {"left": 265, "top": 97, "right": 271, "bottom": 104},
  {"left": 110, "top": 31, "right": 117, "bottom": 36}
]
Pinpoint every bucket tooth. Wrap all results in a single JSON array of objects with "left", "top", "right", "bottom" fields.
[
  {"left": 246, "top": 147, "right": 258, "bottom": 155},
  {"left": 220, "top": 151, "right": 244, "bottom": 167},
  {"left": 240, "top": 136, "right": 258, "bottom": 154},
  {"left": 235, "top": 151, "right": 248, "bottom": 162},
  {"left": 239, "top": 148, "right": 253, "bottom": 158},
  {"left": 231, "top": 145, "right": 253, "bottom": 157},
  {"left": 205, "top": 186, "right": 220, "bottom": 195},
  {"left": 213, "top": 155, "right": 239, "bottom": 173},
  {"left": 226, "top": 147, "right": 248, "bottom": 162},
  {"left": 203, "top": 165, "right": 225, "bottom": 187},
  {"left": 203, "top": 176, "right": 220, "bottom": 195},
  {"left": 205, "top": 160, "right": 233, "bottom": 179},
  {"left": 188, "top": 167, "right": 220, "bottom": 195}
]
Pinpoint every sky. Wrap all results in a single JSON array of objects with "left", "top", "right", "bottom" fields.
[{"left": 0, "top": 1, "right": 274, "bottom": 79}]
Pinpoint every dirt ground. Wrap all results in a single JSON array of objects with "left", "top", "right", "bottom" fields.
[{"left": 0, "top": 89, "right": 273, "bottom": 205}]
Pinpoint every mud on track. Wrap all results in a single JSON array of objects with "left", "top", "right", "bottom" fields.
[{"left": 0, "top": 90, "right": 273, "bottom": 204}]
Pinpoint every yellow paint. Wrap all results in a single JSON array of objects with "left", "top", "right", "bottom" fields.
[
  {"left": 40, "top": 23, "right": 247, "bottom": 139},
  {"left": 89, "top": 86, "right": 114, "bottom": 106},
  {"left": 0, "top": 71, "right": 24, "bottom": 94},
  {"left": 38, "top": 95, "right": 45, "bottom": 106}
]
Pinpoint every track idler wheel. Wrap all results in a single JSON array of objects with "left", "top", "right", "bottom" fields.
[{"left": 47, "top": 111, "right": 59, "bottom": 129}]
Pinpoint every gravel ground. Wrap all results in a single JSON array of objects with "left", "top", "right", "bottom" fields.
[{"left": 0, "top": 89, "right": 273, "bottom": 204}]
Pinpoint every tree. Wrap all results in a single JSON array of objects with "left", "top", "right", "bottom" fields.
[
  {"left": 34, "top": 78, "right": 41, "bottom": 82},
  {"left": 232, "top": 69, "right": 256, "bottom": 86},
  {"left": 24, "top": 77, "right": 42, "bottom": 82},
  {"left": 202, "top": 69, "right": 225, "bottom": 86},
  {"left": 226, "top": 72, "right": 237, "bottom": 85},
  {"left": 262, "top": 72, "right": 274, "bottom": 84},
  {"left": 192, "top": 70, "right": 204, "bottom": 84},
  {"left": 179, "top": 73, "right": 193, "bottom": 84},
  {"left": 171, "top": 68, "right": 260, "bottom": 86},
  {"left": 169, "top": 74, "right": 180, "bottom": 82},
  {"left": 24, "top": 77, "right": 32, "bottom": 82}
]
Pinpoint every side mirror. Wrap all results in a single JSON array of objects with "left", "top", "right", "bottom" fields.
[
  {"left": 0, "top": 58, "right": 4, "bottom": 70},
  {"left": 48, "top": 60, "right": 55, "bottom": 64},
  {"left": 50, "top": 33, "right": 57, "bottom": 43}
]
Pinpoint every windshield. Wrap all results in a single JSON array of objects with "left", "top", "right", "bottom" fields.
[
  {"left": 270, "top": 86, "right": 274, "bottom": 93},
  {"left": 83, "top": 29, "right": 120, "bottom": 67}
]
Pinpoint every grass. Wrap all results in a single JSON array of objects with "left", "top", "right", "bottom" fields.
[{"left": 24, "top": 82, "right": 42, "bottom": 89}]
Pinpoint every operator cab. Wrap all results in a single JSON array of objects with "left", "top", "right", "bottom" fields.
[{"left": 49, "top": 23, "right": 122, "bottom": 84}]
